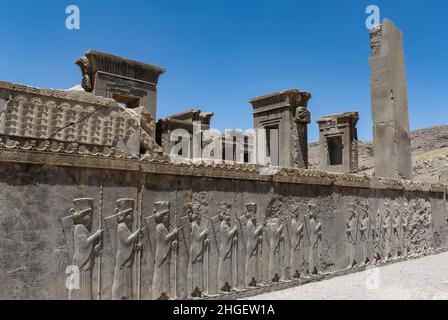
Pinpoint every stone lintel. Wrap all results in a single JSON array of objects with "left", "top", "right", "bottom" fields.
[
  {"left": 82, "top": 50, "right": 165, "bottom": 84},
  {"left": 157, "top": 108, "right": 214, "bottom": 131},
  {"left": 317, "top": 111, "right": 359, "bottom": 129},
  {"left": 249, "top": 88, "right": 311, "bottom": 114}
]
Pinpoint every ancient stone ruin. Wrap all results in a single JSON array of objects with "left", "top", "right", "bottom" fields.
[
  {"left": 0, "top": 19, "right": 446, "bottom": 300},
  {"left": 317, "top": 111, "right": 359, "bottom": 173},
  {"left": 369, "top": 19, "right": 413, "bottom": 180}
]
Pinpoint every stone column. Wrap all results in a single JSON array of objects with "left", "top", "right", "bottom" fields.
[{"left": 369, "top": 19, "right": 412, "bottom": 179}]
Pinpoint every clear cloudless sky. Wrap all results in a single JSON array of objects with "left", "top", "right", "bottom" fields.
[{"left": 0, "top": 0, "right": 447, "bottom": 142}]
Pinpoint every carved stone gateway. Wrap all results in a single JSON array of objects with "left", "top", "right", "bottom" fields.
[
  {"left": 156, "top": 109, "right": 214, "bottom": 158},
  {"left": 317, "top": 112, "right": 359, "bottom": 173},
  {"left": 75, "top": 50, "right": 165, "bottom": 135},
  {"left": 249, "top": 89, "right": 311, "bottom": 168},
  {"left": 369, "top": 19, "right": 412, "bottom": 179}
]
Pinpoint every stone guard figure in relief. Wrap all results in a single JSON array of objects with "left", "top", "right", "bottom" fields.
[
  {"left": 382, "top": 202, "right": 392, "bottom": 262},
  {"left": 346, "top": 202, "right": 358, "bottom": 268},
  {"left": 290, "top": 205, "right": 304, "bottom": 278},
  {"left": 392, "top": 203, "right": 403, "bottom": 259},
  {"left": 359, "top": 203, "right": 372, "bottom": 265},
  {"left": 306, "top": 202, "right": 321, "bottom": 275},
  {"left": 266, "top": 211, "right": 284, "bottom": 283},
  {"left": 152, "top": 201, "right": 178, "bottom": 300},
  {"left": 69, "top": 198, "right": 103, "bottom": 300},
  {"left": 187, "top": 203, "right": 209, "bottom": 298},
  {"left": 217, "top": 202, "right": 238, "bottom": 292},
  {"left": 244, "top": 203, "right": 263, "bottom": 287},
  {"left": 112, "top": 198, "right": 141, "bottom": 300}
]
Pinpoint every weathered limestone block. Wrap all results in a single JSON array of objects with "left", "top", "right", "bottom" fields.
[{"left": 369, "top": 19, "right": 412, "bottom": 179}]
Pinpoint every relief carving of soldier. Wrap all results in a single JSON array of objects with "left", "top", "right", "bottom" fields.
[
  {"left": 382, "top": 202, "right": 392, "bottom": 262},
  {"left": 217, "top": 202, "right": 238, "bottom": 292},
  {"left": 112, "top": 198, "right": 141, "bottom": 300},
  {"left": 306, "top": 202, "right": 321, "bottom": 275},
  {"left": 346, "top": 202, "right": 358, "bottom": 268},
  {"left": 290, "top": 206, "right": 304, "bottom": 278},
  {"left": 69, "top": 198, "right": 103, "bottom": 300},
  {"left": 266, "top": 210, "right": 284, "bottom": 282},
  {"left": 359, "top": 203, "right": 372, "bottom": 265},
  {"left": 187, "top": 203, "right": 209, "bottom": 298},
  {"left": 152, "top": 201, "right": 178, "bottom": 300},
  {"left": 401, "top": 203, "right": 409, "bottom": 257},
  {"left": 244, "top": 203, "right": 264, "bottom": 287},
  {"left": 391, "top": 204, "right": 403, "bottom": 259},
  {"left": 417, "top": 199, "right": 432, "bottom": 253}
]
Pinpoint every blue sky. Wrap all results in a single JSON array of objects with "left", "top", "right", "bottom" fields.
[{"left": 0, "top": 0, "right": 447, "bottom": 142}]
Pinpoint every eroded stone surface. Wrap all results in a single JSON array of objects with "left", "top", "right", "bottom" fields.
[{"left": 369, "top": 19, "right": 412, "bottom": 180}]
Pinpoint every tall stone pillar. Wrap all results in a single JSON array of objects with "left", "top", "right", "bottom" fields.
[
  {"left": 369, "top": 19, "right": 412, "bottom": 179},
  {"left": 249, "top": 89, "right": 311, "bottom": 168}
]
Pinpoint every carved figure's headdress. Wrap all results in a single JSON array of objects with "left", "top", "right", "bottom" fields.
[
  {"left": 72, "top": 198, "right": 94, "bottom": 217},
  {"left": 115, "top": 198, "right": 134, "bottom": 220},
  {"left": 154, "top": 201, "right": 170, "bottom": 223}
]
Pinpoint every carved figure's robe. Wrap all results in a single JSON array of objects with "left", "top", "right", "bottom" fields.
[
  {"left": 112, "top": 223, "right": 136, "bottom": 300},
  {"left": 187, "top": 222, "right": 207, "bottom": 295},
  {"left": 267, "top": 221, "right": 282, "bottom": 280},
  {"left": 290, "top": 219, "right": 303, "bottom": 275},
  {"left": 70, "top": 224, "right": 96, "bottom": 300},
  {"left": 347, "top": 216, "right": 357, "bottom": 266},
  {"left": 383, "top": 216, "right": 392, "bottom": 259},
  {"left": 218, "top": 222, "right": 235, "bottom": 289},
  {"left": 360, "top": 217, "right": 370, "bottom": 263},
  {"left": 308, "top": 218, "right": 320, "bottom": 273},
  {"left": 245, "top": 220, "right": 261, "bottom": 285},
  {"left": 152, "top": 223, "right": 172, "bottom": 299}
]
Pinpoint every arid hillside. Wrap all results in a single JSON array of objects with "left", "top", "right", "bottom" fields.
[{"left": 309, "top": 125, "right": 448, "bottom": 183}]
